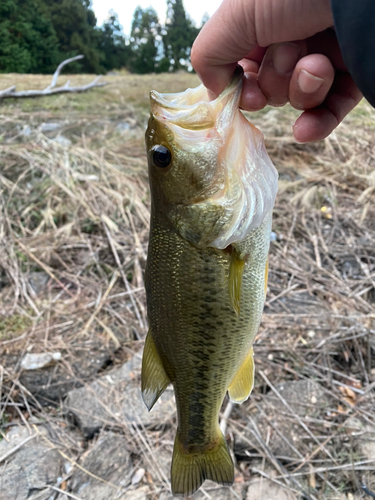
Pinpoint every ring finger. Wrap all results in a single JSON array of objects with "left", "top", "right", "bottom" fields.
[
  {"left": 289, "top": 54, "right": 335, "bottom": 110},
  {"left": 257, "top": 42, "right": 305, "bottom": 106}
]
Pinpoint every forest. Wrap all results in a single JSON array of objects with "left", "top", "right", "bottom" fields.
[{"left": 0, "top": 0, "right": 202, "bottom": 74}]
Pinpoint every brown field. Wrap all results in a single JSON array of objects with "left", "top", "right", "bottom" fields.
[{"left": 0, "top": 72, "right": 374, "bottom": 500}]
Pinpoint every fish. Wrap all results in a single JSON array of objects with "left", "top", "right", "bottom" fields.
[{"left": 142, "top": 66, "right": 278, "bottom": 497}]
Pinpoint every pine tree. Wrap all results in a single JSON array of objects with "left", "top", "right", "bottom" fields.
[
  {"left": 0, "top": 0, "right": 60, "bottom": 73},
  {"left": 163, "top": 0, "right": 199, "bottom": 71},
  {"left": 97, "top": 11, "right": 130, "bottom": 72},
  {"left": 40, "top": 0, "right": 102, "bottom": 73},
  {"left": 129, "top": 6, "right": 161, "bottom": 74}
]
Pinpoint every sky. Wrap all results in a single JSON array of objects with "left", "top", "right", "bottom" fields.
[{"left": 91, "top": 0, "right": 222, "bottom": 36}]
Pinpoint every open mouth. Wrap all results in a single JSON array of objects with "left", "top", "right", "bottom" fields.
[{"left": 149, "top": 66, "right": 243, "bottom": 131}]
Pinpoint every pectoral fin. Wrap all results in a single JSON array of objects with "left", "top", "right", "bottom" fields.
[
  {"left": 228, "top": 348, "right": 255, "bottom": 403},
  {"left": 228, "top": 249, "right": 245, "bottom": 315},
  {"left": 141, "top": 330, "right": 170, "bottom": 411}
]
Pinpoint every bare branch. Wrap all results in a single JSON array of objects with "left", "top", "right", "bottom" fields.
[
  {"left": 47, "top": 54, "right": 84, "bottom": 90},
  {"left": 0, "top": 85, "right": 16, "bottom": 98},
  {"left": 0, "top": 55, "right": 107, "bottom": 100}
]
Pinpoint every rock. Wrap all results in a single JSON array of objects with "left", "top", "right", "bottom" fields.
[
  {"left": 28, "top": 271, "right": 49, "bottom": 294},
  {"left": 124, "top": 487, "right": 149, "bottom": 500},
  {"left": 21, "top": 352, "right": 61, "bottom": 370},
  {"left": 0, "top": 425, "right": 62, "bottom": 500},
  {"left": 21, "top": 125, "right": 32, "bottom": 137},
  {"left": 40, "top": 122, "right": 63, "bottom": 133},
  {"left": 246, "top": 477, "right": 296, "bottom": 500},
  {"left": 116, "top": 118, "right": 137, "bottom": 132},
  {"left": 64, "top": 355, "right": 175, "bottom": 438},
  {"left": 69, "top": 431, "right": 132, "bottom": 500},
  {"left": 270, "top": 379, "right": 330, "bottom": 416},
  {"left": 159, "top": 482, "right": 245, "bottom": 500},
  {"left": 360, "top": 431, "right": 375, "bottom": 460},
  {"left": 345, "top": 417, "right": 375, "bottom": 460},
  {"left": 116, "top": 121, "right": 131, "bottom": 131},
  {"left": 53, "top": 135, "right": 72, "bottom": 147},
  {"left": 131, "top": 468, "right": 145, "bottom": 485},
  {"left": 19, "top": 343, "right": 112, "bottom": 405},
  {"left": 235, "top": 380, "right": 331, "bottom": 458}
]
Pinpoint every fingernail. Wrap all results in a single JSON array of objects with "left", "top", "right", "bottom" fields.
[
  {"left": 298, "top": 70, "right": 324, "bottom": 94},
  {"left": 273, "top": 43, "right": 301, "bottom": 75},
  {"left": 292, "top": 121, "right": 304, "bottom": 143}
]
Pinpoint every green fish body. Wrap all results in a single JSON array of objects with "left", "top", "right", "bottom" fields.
[{"left": 142, "top": 68, "right": 278, "bottom": 496}]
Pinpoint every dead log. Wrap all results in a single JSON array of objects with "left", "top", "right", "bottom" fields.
[{"left": 0, "top": 55, "right": 107, "bottom": 99}]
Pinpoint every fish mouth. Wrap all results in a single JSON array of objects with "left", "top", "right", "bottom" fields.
[{"left": 150, "top": 66, "right": 243, "bottom": 131}]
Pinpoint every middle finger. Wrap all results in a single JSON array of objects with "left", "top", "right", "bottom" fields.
[{"left": 257, "top": 42, "right": 305, "bottom": 106}]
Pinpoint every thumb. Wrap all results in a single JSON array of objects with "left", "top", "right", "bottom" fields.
[
  {"left": 191, "top": 0, "right": 257, "bottom": 96},
  {"left": 191, "top": 0, "right": 334, "bottom": 97}
]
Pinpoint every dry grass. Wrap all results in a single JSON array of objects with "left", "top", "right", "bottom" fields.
[{"left": 0, "top": 73, "right": 374, "bottom": 500}]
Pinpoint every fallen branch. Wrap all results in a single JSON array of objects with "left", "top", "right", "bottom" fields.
[{"left": 0, "top": 55, "right": 106, "bottom": 99}]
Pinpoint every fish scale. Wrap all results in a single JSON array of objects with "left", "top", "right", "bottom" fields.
[{"left": 142, "top": 67, "right": 278, "bottom": 496}]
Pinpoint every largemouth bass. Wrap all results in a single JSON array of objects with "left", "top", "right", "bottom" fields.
[{"left": 142, "top": 67, "right": 278, "bottom": 496}]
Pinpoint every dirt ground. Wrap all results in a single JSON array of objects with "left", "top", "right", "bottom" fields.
[{"left": 0, "top": 72, "right": 374, "bottom": 500}]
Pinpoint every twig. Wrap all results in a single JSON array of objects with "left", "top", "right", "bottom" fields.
[
  {"left": 311, "top": 234, "right": 322, "bottom": 268},
  {"left": 84, "top": 288, "right": 143, "bottom": 308},
  {"left": 15, "top": 239, "right": 75, "bottom": 299},
  {"left": 265, "top": 283, "right": 299, "bottom": 306},
  {"left": 251, "top": 468, "right": 301, "bottom": 496},
  {"left": 0, "top": 433, "right": 37, "bottom": 463},
  {"left": 102, "top": 218, "right": 145, "bottom": 330},
  {"left": 95, "top": 316, "right": 120, "bottom": 349},
  {"left": 37, "top": 428, "right": 122, "bottom": 490},
  {"left": 49, "top": 486, "right": 83, "bottom": 500},
  {"left": 220, "top": 400, "right": 234, "bottom": 436},
  {"left": 291, "top": 410, "right": 361, "bottom": 474},
  {"left": 77, "top": 270, "right": 118, "bottom": 337},
  {"left": 130, "top": 417, "right": 171, "bottom": 489},
  {"left": 247, "top": 416, "right": 317, "bottom": 499},
  {"left": 275, "top": 459, "right": 375, "bottom": 478}
]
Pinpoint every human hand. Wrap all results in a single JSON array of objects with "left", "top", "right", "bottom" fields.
[{"left": 191, "top": 0, "right": 362, "bottom": 142}]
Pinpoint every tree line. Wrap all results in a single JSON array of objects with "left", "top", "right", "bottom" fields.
[{"left": 0, "top": 0, "right": 205, "bottom": 74}]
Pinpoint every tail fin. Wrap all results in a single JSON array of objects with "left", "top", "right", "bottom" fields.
[{"left": 171, "top": 429, "right": 234, "bottom": 497}]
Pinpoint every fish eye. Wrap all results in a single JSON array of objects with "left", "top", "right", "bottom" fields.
[{"left": 152, "top": 145, "right": 172, "bottom": 169}]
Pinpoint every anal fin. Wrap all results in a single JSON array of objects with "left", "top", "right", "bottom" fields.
[
  {"left": 228, "top": 347, "right": 255, "bottom": 403},
  {"left": 141, "top": 330, "right": 170, "bottom": 411},
  {"left": 228, "top": 248, "right": 245, "bottom": 315}
]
